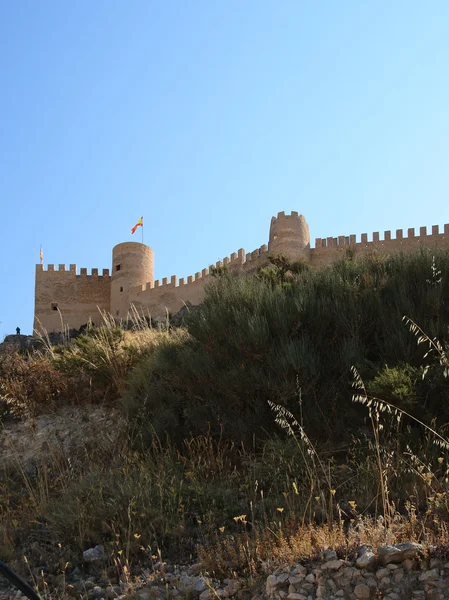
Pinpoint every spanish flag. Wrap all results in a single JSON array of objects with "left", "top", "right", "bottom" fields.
[
  {"left": 131, "top": 217, "right": 143, "bottom": 234},
  {"left": 39, "top": 246, "right": 44, "bottom": 264}
]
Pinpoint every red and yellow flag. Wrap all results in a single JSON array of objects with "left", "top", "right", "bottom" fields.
[
  {"left": 131, "top": 217, "right": 143, "bottom": 234},
  {"left": 39, "top": 246, "right": 44, "bottom": 264}
]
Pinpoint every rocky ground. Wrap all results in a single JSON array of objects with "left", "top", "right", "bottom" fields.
[
  {"left": 2, "top": 541, "right": 449, "bottom": 600},
  {"left": 0, "top": 405, "right": 123, "bottom": 476}
]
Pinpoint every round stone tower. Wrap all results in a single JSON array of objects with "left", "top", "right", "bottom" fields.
[
  {"left": 268, "top": 211, "right": 311, "bottom": 263},
  {"left": 110, "top": 242, "right": 154, "bottom": 319}
]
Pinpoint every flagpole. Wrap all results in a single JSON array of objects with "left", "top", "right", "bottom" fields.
[{"left": 142, "top": 220, "right": 144, "bottom": 245}]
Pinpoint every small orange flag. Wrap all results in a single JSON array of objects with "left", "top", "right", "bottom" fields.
[
  {"left": 131, "top": 217, "right": 143, "bottom": 234},
  {"left": 39, "top": 246, "right": 44, "bottom": 264}
]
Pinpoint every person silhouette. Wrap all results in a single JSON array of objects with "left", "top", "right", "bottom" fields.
[{"left": 16, "top": 327, "right": 20, "bottom": 335}]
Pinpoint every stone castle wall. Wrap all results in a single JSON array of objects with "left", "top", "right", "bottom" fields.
[
  {"left": 311, "top": 223, "right": 449, "bottom": 267},
  {"left": 33, "top": 213, "right": 449, "bottom": 333},
  {"left": 34, "top": 264, "right": 111, "bottom": 332}
]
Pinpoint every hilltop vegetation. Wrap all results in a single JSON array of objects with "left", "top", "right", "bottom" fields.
[{"left": 1, "top": 248, "right": 449, "bottom": 583}]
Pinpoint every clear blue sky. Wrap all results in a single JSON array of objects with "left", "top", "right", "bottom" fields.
[{"left": 1, "top": 1, "right": 448, "bottom": 337}]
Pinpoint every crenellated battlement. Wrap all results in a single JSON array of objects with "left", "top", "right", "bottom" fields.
[
  {"left": 271, "top": 210, "right": 302, "bottom": 222},
  {"left": 244, "top": 244, "right": 268, "bottom": 262},
  {"left": 37, "top": 264, "right": 110, "bottom": 277},
  {"left": 314, "top": 223, "right": 449, "bottom": 248},
  {"left": 34, "top": 212, "right": 449, "bottom": 331},
  {"left": 311, "top": 222, "right": 449, "bottom": 268}
]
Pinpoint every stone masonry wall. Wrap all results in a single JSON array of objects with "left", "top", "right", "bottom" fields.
[
  {"left": 128, "top": 245, "right": 270, "bottom": 320},
  {"left": 311, "top": 224, "right": 449, "bottom": 267},
  {"left": 34, "top": 264, "right": 111, "bottom": 332}
]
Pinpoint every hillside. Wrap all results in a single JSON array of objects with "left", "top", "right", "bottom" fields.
[{"left": 1, "top": 249, "right": 449, "bottom": 599}]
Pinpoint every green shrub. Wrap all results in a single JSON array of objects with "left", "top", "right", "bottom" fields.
[
  {"left": 368, "top": 363, "right": 420, "bottom": 410},
  {"left": 123, "top": 249, "right": 449, "bottom": 446}
]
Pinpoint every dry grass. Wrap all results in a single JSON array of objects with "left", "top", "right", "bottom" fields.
[{"left": 1, "top": 265, "right": 449, "bottom": 585}]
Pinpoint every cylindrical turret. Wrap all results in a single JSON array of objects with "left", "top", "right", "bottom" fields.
[
  {"left": 268, "top": 211, "right": 311, "bottom": 262},
  {"left": 110, "top": 242, "right": 154, "bottom": 319}
]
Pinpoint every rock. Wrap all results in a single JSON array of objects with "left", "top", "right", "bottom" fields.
[
  {"left": 287, "top": 594, "right": 307, "bottom": 600},
  {"left": 193, "top": 577, "right": 207, "bottom": 592},
  {"left": 324, "top": 560, "right": 344, "bottom": 571},
  {"left": 266, "top": 575, "right": 278, "bottom": 596},
  {"left": 356, "top": 549, "right": 376, "bottom": 570},
  {"left": 403, "top": 558, "right": 415, "bottom": 571},
  {"left": 323, "top": 550, "right": 337, "bottom": 561},
  {"left": 354, "top": 583, "right": 370, "bottom": 599},
  {"left": 177, "top": 574, "right": 194, "bottom": 592},
  {"left": 224, "top": 580, "right": 240, "bottom": 596},
  {"left": 304, "top": 574, "right": 315, "bottom": 583},
  {"left": 83, "top": 545, "right": 107, "bottom": 562},
  {"left": 378, "top": 543, "right": 423, "bottom": 566},
  {"left": 105, "top": 586, "right": 119, "bottom": 599},
  {"left": 375, "top": 568, "right": 389, "bottom": 579},
  {"left": 419, "top": 569, "right": 439, "bottom": 582},
  {"left": 188, "top": 563, "right": 204, "bottom": 575},
  {"left": 393, "top": 570, "right": 404, "bottom": 583}
]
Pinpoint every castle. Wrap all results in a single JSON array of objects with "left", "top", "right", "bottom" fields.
[{"left": 34, "top": 212, "right": 449, "bottom": 333}]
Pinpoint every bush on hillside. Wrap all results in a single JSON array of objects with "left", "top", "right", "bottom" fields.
[
  {"left": 123, "top": 248, "right": 449, "bottom": 446},
  {"left": 0, "top": 351, "right": 69, "bottom": 418}
]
